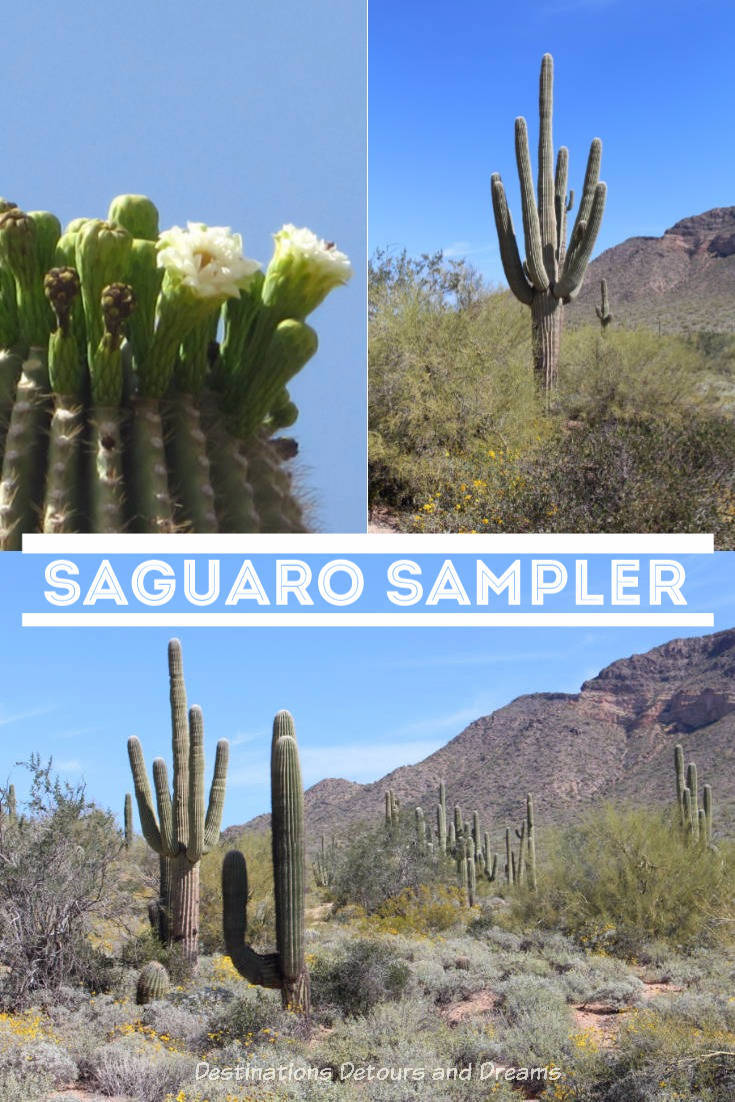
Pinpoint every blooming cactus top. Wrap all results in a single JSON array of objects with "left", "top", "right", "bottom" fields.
[
  {"left": 263, "top": 224, "right": 352, "bottom": 320},
  {"left": 156, "top": 222, "right": 261, "bottom": 300}
]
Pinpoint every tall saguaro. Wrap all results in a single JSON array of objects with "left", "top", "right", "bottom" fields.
[
  {"left": 491, "top": 54, "right": 607, "bottom": 393},
  {"left": 127, "top": 639, "right": 229, "bottom": 963}
]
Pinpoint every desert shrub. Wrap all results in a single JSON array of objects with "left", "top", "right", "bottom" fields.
[
  {"left": 562, "top": 994, "right": 735, "bottom": 1101},
  {"left": 512, "top": 804, "right": 735, "bottom": 956},
  {"left": 370, "top": 251, "right": 735, "bottom": 546},
  {"left": 365, "top": 883, "right": 467, "bottom": 935},
  {"left": 494, "top": 974, "right": 573, "bottom": 1069},
  {"left": 311, "top": 938, "right": 412, "bottom": 1016},
  {"left": 0, "top": 758, "right": 137, "bottom": 1009},
  {"left": 331, "top": 818, "right": 448, "bottom": 914},
  {"left": 87, "top": 1038, "right": 194, "bottom": 1101},
  {"left": 0, "top": 1069, "right": 53, "bottom": 1101},
  {"left": 208, "top": 987, "right": 282, "bottom": 1045},
  {"left": 199, "top": 830, "right": 275, "bottom": 953}
]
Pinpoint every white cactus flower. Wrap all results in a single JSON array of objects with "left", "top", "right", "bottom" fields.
[
  {"left": 271, "top": 224, "right": 352, "bottom": 284},
  {"left": 157, "top": 222, "right": 261, "bottom": 300},
  {"left": 263, "top": 224, "right": 352, "bottom": 319}
]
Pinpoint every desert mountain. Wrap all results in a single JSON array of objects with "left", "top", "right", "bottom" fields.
[
  {"left": 236, "top": 629, "right": 735, "bottom": 844},
  {"left": 567, "top": 207, "right": 735, "bottom": 333}
]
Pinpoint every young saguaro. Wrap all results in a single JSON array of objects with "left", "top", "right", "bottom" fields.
[{"left": 491, "top": 54, "right": 607, "bottom": 394}]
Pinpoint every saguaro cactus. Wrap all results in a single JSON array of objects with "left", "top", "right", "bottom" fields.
[
  {"left": 491, "top": 54, "right": 606, "bottom": 393},
  {"left": 123, "top": 792, "right": 133, "bottom": 848},
  {"left": 595, "top": 278, "right": 612, "bottom": 330},
  {"left": 127, "top": 639, "right": 229, "bottom": 963},
  {"left": 0, "top": 199, "right": 351, "bottom": 544},
  {"left": 223, "top": 710, "right": 310, "bottom": 1015},
  {"left": 674, "top": 744, "right": 713, "bottom": 846}
]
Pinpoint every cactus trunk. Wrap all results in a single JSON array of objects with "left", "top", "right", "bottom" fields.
[{"left": 169, "top": 853, "right": 200, "bottom": 961}]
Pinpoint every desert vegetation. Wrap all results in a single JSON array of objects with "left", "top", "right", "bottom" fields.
[
  {"left": 369, "top": 249, "right": 735, "bottom": 544},
  {"left": 1, "top": 656, "right": 733, "bottom": 1102}
]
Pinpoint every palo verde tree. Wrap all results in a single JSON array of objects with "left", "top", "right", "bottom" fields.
[{"left": 491, "top": 53, "right": 607, "bottom": 393}]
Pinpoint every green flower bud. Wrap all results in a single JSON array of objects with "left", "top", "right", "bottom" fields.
[
  {"left": 65, "top": 217, "right": 90, "bottom": 235},
  {"left": 0, "top": 208, "right": 52, "bottom": 345},
  {"left": 75, "top": 219, "right": 132, "bottom": 357},
  {"left": 125, "top": 238, "right": 163, "bottom": 367},
  {"left": 27, "top": 211, "right": 61, "bottom": 276},
  {"left": 262, "top": 224, "right": 352, "bottom": 321},
  {"left": 268, "top": 386, "right": 298, "bottom": 431},
  {"left": 108, "top": 194, "right": 159, "bottom": 242}
]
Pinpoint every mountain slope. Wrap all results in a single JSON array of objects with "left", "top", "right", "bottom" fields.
[
  {"left": 238, "top": 629, "right": 735, "bottom": 842},
  {"left": 566, "top": 207, "right": 735, "bottom": 333}
]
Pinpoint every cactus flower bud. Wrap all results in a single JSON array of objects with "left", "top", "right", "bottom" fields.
[
  {"left": 101, "top": 281, "right": 136, "bottom": 343},
  {"left": 262, "top": 224, "right": 352, "bottom": 320},
  {"left": 44, "top": 266, "right": 80, "bottom": 334},
  {"left": 108, "top": 194, "right": 160, "bottom": 242}
]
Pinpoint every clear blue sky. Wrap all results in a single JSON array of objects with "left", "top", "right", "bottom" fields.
[
  {"left": 2, "top": 553, "right": 732, "bottom": 828},
  {"left": 369, "top": 0, "right": 734, "bottom": 282},
  {"left": 4, "top": 1, "right": 365, "bottom": 531}
]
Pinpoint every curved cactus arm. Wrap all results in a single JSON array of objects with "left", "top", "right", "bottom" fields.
[
  {"left": 222, "top": 849, "right": 282, "bottom": 988},
  {"left": 537, "top": 53, "right": 557, "bottom": 282},
  {"left": 187, "top": 705, "right": 206, "bottom": 862},
  {"left": 490, "top": 179, "right": 534, "bottom": 307},
  {"left": 127, "top": 737, "right": 163, "bottom": 854},
  {"left": 168, "top": 639, "right": 190, "bottom": 850},
  {"left": 204, "top": 739, "right": 230, "bottom": 851},
  {"left": 555, "top": 182, "right": 606, "bottom": 299},
  {"left": 514, "top": 118, "right": 549, "bottom": 291}
]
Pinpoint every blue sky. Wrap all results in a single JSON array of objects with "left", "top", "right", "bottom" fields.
[
  {"left": 3, "top": 1, "right": 365, "bottom": 531},
  {"left": 2, "top": 552, "right": 732, "bottom": 828},
  {"left": 369, "top": 0, "right": 734, "bottom": 282}
]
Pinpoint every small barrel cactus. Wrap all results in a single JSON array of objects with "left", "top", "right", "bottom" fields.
[{"left": 136, "top": 960, "right": 170, "bottom": 1005}]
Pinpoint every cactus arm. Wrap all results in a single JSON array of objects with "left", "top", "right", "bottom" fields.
[
  {"left": 555, "top": 182, "right": 606, "bottom": 299},
  {"left": 554, "top": 147, "right": 569, "bottom": 265},
  {"left": 187, "top": 706, "right": 205, "bottom": 862},
  {"left": 490, "top": 176, "right": 534, "bottom": 306},
  {"left": 204, "top": 739, "right": 229, "bottom": 850},
  {"left": 222, "top": 849, "right": 282, "bottom": 988},
  {"left": 127, "top": 736, "right": 163, "bottom": 854},
  {"left": 537, "top": 53, "right": 557, "bottom": 281},
  {"left": 152, "top": 758, "right": 176, "bottom": 857},
  {"left": 168, "top": 639, "right": 190, "bottom": 849},
  {"left": 567, "top": 137, "right": 602, "bottom": 243},
  {"left": 514, "top": 118, "right": 549, "bottom": 291}
]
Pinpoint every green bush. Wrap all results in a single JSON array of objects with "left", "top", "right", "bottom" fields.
[
  {"left": 512, "top": 804, "right": 735, "bottom": 956},
  {"left": 311, "top": 938, "right": 412, "bottom": 1016},
  {"left": 369, "top": 251, "right": 735, "bottom": 546},
  {"left": 331, "top": 818, "right": 449, "bottom": 914}
]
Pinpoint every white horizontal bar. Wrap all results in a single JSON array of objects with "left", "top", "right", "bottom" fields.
[
  {"left": 22, "top": 533, "right": 714, "bottom": 554},
  {"left": 22, "top": 613, "right": 715, "bottom": 628}
]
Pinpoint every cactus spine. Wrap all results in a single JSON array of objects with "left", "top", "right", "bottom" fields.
[
  {"left": 127, "top": 639, "right": 229, "bottom": 963},
  {"left": 136, "top": 960, "right": 170, "bottom": 1005},
  {"left": 491, "top": 54, "right": 606, "bottom": 394},
  {"left": 223, "top": 710, "right": 310, "bottom": 1014},
  {"left": 595, "top": 278, "right": 612, "bottom": 329}
]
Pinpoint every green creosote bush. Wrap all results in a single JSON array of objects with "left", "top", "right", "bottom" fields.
[
  {"left": 510, "top": 803, "right": 735, "bottom": 956},
  {"left": 0, "top": 199, "right": 352, "bottom": 544}
]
